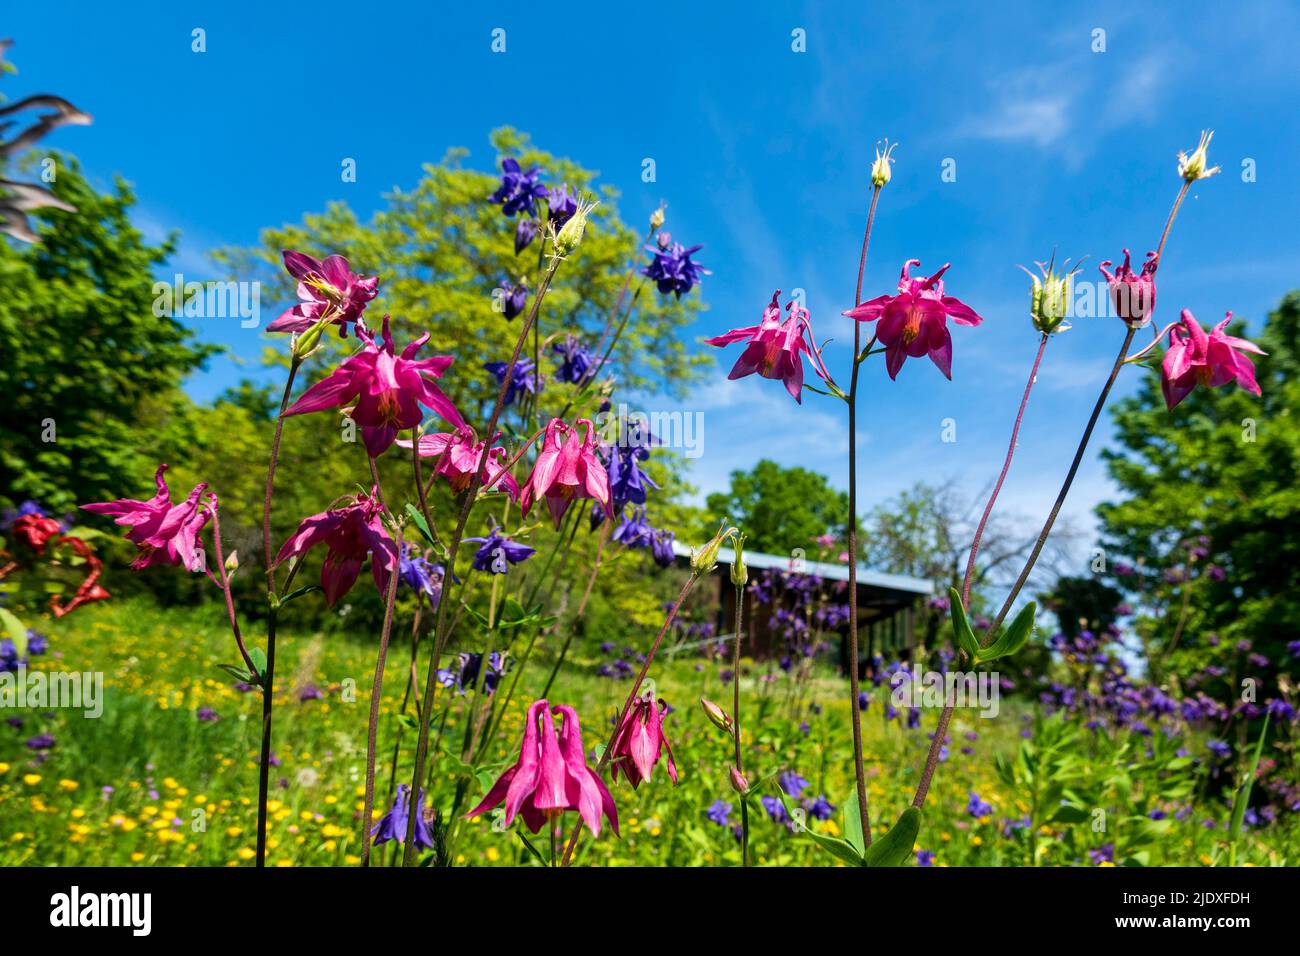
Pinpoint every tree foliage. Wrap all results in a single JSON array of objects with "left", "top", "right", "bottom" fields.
[
  {"left": 704, "top": 458, "right": 851, "bottom": 556},
  {"left": 0, "top": 155, "right": 216, "bottom": 512}
]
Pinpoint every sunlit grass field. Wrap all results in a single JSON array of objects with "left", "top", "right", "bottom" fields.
[{"left": 1, "top": 599, "right": 1291, "bottom": 866}]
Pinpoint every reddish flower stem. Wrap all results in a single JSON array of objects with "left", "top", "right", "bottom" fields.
[
  {"left": 910, "top": 333, "right": 1049, "bottom": 810},
  {"left": 205, "top": 498, "right": 256, "bottom": 675},
  {"left": 960, "top": 333, "right": 1050, "bottom": 607},
  {"left": 401, "top": 251, "right": 564, "bottom": 863},
  {"left": 560, "top": 570, "right": 701, "bottom": 866},
  {"left": 360, "top": 458, "right": 402, "bottom": 867}
]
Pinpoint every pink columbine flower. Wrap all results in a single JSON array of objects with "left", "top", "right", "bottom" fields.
[
  {"left": 274, "top": 487, "right": 398, "bottom": 606},
  {"left": 1099, "top": 249, "right": 1159, "bottom": 329},
  {"left": 704, "top": 291, "right": 826, "bottom": 403},
  {"left": 519, "top": 418, "right": 611, "bottom": 527},
  {"left": 843, "top": 259, "right": 983, "bottom": 380},
  {"left": 466, "top": 698, "right": 618, "bottom": 837},
  {"left": 1161, "top": 309, "right": 1265, "bottom": 410},
  {"left": 283, "top": 315, "right": 465, "bottom": 457},
  {"left": 395, "top": 426, "right": 519, "bottom": 500},
  {"left": 81, "top": 464, "right": 210, "bottom": 572},
  {"left": 266, "top": 250, "right": 379, "bottom": 336},
  {"left": 609, "top": 692, "right": 678, "bottom": 789}
]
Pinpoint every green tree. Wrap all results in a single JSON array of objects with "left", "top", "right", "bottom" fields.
[
  {"left": 1098, "top": 293, "right": 1300, "bottom": 692},
  {"left": 0, "top": 154, "right": 216, "bottom": 512},
  {"left": 704, "top": 458, "right": 851, "bottom": 556}
]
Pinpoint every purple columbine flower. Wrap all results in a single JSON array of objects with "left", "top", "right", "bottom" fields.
[
  {"left": 707, "top": 799, "right": 732, "bottom": 827},
  {"left": 498, "top": 279, "right": 528, "bottom": 321},
  {"left": 761, "top": 795, "right": 790, "bottom": 825},
  {"left": 196, "top": 707, "right": 219, "bottom": 722},
  {"left": 805, "top": 794, "right": 835, "bottom": 820},
  {"left": 612, "top": 507, "right": 655, "bottom": 549},
  {"left": 398, "top": 543, "right": 448, "bottom": 608},
  {"left": 916, "top": 849, "right": 936, "bottom": 867},
  {"left": 464, "top": 528, "right": 536, "bottom": 574},
  {"left": 1088, "top": 843, "right": 1115, "bottom": 865},
  {"left": 25, "top": 733, "right": 55, "bottom": 750},
  {"left": 606, "top": 444, "right": 658, "bottom": 512},
  {"left": 651, "top": 528, "right": 676, "bottom": 568},
  {"left": 547, "top": 183, "right": 578, "bottom": 226},
  {"left": 436, "top": 651, "right": 511, "bottom": 696},
  {"left": 371, "top": 784, "right": 435, "bottom": 850},
  {"left": 1266, "top": 699, "right": 1296, "bottom": 722},
  {"left": 642, "top": 236, "right": 709, "bottom": 298},
  {"left": 778, "top": 770, "right": 810, "bottom": 799},
  {"left": 489, "top": 158, "right": 548, "bottom": 218},
  {"left": 483, "top": 358, "right": 539, "bottom": 407},
  {"left": 553, "top": 335, "right": 595, "bottom": 385},
  {"left": 514, "top": 218, "right": 539, "bottom": 255},
  {"left": 299, "top": 684, "right": 325, "bottom": 703},
  {"left": 966, "top": 792, "right": 994, "bottom": 817}
]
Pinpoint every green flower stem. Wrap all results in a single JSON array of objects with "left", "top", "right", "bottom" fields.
[
  {"left": 731, "top": 581, "right": 750, "bottom": 866},
  {"left": 254, "top": 352, "right": 302, "bottom": 869},
  {"left": 844, "top": 183, "right": 881, "bottom": 847}
]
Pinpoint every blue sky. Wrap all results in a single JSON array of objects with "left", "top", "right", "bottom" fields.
[{"left": 9, "top": 0, "right": 1299, "bottom": 555}]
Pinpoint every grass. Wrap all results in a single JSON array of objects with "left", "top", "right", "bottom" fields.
[{"left": 0, "top": 598, "right": 1292, "bottom": 867}]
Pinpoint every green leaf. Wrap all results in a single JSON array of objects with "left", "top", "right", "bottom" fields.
[
  {"left": 404, "top": 504, "right": 436, "bottom": 545},
  {"left": 1048, "top": 804, "right": 1090, "bottom": 825},
  {"left": 279, "top": 583, "right": 322, "bottom": 606},
  {"left": 863, "top": 807, "right": 921, "bottom": 867},
  {"left": 977, "top": 601, "right": 1036, "bottom": 663},
  {"left": 248, "top": 647, "right": 267, "bottom": 686},
  {"left": 1229, "top": 714, "right": 1271, "bottom": 843},
  {"left": 0, "top": 608, "right": 28, "bottom": 660},
  {"left": 516, "top": 830, "right": 548, "bottom": 866},
  {"left": 947, "top": 588, "right": 980, "bottom": 662},
  {"left": 842, "top": 790, "right": 865, "bottom": 858},
  {"left": 216, "top": 663, "right": 253, "bottom": 683},
  {"left": 779, "top": 791, "right": 863, "bottom": 866}
]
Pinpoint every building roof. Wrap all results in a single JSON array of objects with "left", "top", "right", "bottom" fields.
[{"left": 670, "top": 540, "right": 933, "bottom": 596}]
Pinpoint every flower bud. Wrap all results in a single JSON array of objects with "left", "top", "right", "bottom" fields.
[
  {"left": 730, "top": 532, "right": 748, "bottom": 587},
  {"left": 729, "top": 766, "right": 750, "bottom": 795},
  {"left": 649, "top": 203, "right": 665, "bottom": 231},
  {"left": 870, "top": 140, "right": 897, "bottom": 188},
  {"left": 224, "top": 550, "right": 240, "bottom": 574},
  {"left": 292, "top": 317, "right": 329, "bottom": 360},
  {"left": 1178, "top": 129, "right": 1220, "bottom": 183},
  {"left": 691, "top": 519, "right": 737, "bottom": 574},
  {"left": 1099, "top": 249, "right": 1158, "bottom": 329},
  {"left": 1021, "top": 256, "right": 1078, "bottom": 335},
  {"left": 553, "top": 196, "right": 599, "bottom": 256},
  {"left": 700, "top": 697, "right": 734, "bottom": 735}
]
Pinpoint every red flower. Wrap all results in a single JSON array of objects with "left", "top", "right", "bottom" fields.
[
  {"left": 609, "top": 692, "right": 678, "bottom": 789},
  {"left": 1161, "top": 309, "right": 1265, "bottom": 410},
  {"left": 843, "top": 259, "right": 982, "bottom": 380},
  {"left": 519, "top": 418, "right": 611, "bottom": 527},
  {"left": 466, "top": 698, "right": 618, "bottom": 837}
]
